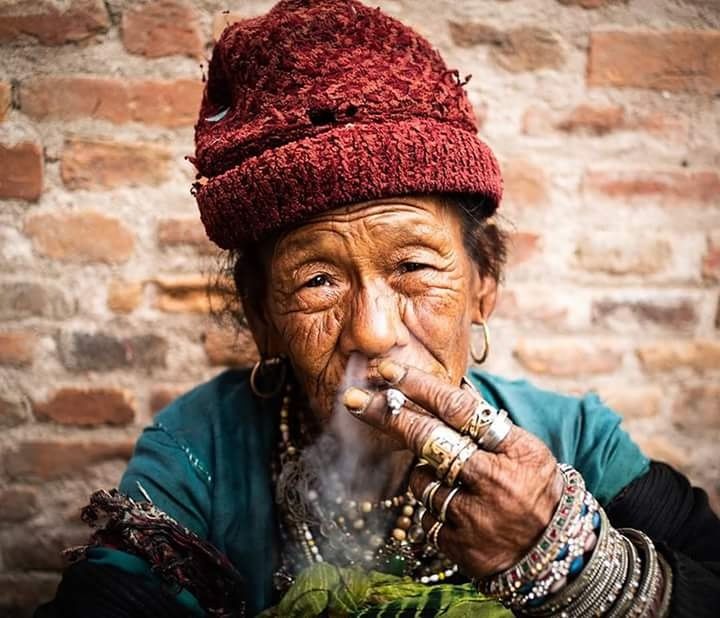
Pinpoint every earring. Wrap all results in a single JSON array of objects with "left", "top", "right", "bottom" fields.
[
  {"left": 250, "top": 356, "right": 287, "bottom": 398},
  {"left": 470, "top": 321, "right": 490, "bottom": 365}
]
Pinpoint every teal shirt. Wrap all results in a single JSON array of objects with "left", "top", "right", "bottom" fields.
[{"left": 117, "top": 368, "right": 649, "bottom": 616}]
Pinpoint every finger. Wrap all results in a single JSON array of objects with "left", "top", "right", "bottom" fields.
[
  {"left": 380, "top": 361, "right": 518, "bottom": 455},
  {"left": 410, "top": 466, "right": 464, "bottom": 525},
  {"left": 378, "top": 361, "right": 483, "bottom": 435},
  {"left": 342, "top": 387, "right": 492, "bottom": 488}
]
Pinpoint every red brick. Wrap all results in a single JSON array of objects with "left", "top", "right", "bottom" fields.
[
  {"left": 4, "top": 438, "right": 135, "bottom": 481},
  {"left": 514, "top": 340, "right": 622, "bottom": 376},
  {"left": 0, "top": 330, "right": 38, "bottom": 367},
  {"left": 702, "top": 230, "right": 720, "bottom": 281},
  {"left": 629, "top": 110, "right": 687, "bottom": 141},
  {"left": 203, "top": 325, "right": 259, "bottom": 367},
  {"left": 522, "top": 105, "right": 686, "bottom": 141},
  {"left": 149, "top": 385, "right": 188, "bottom": 414},
  {"left": 494, "top": 288, "right": 569, "bottom": 327},
  {"left": 502, "top": 159, "right": 549, "bottom": 207},
  {"left": 154, "top": 274, "right": 233, "bottom": 314},
  {"left": 588, "top": 30, "right": 720, "bottom": 93},
  {"left": 122, "top": 0, "right": 203, "bottom": 58},
  {"left": 34, "top": 387, "right": 136, "bottom": 426},
  {"left": 583, "top": 169, "right": 720, "bottom": 204},
  {"left": 0, "top": 0, "right": 110, "bottom": 45},
  {"left": 449, "top": 23, "right": 564, "bottom": 72},
  {"left": 213, "top": 11, "right": 245, "bottom": 41},
  {"left": 0, "top": 141, "right": 43, "bottom": 201},
  {"left": 0, "top": 80, "right": 11, "bottom": 122},
  {"left": 593, "top": 297, "right": 697, "bottom": 331},
  {"left": 58, "top": 332, "right": 167, "bottom": 372},
  {"left": 60, "top": 137, "right": 172, "bottom": 190},
  {"left": 108, "top": 279, "right": 143, "bottom": 314},
  {"left": 575, "top": 235, "right": 671, "bottom": 275},
  {"left": 556, "top": 104, "right": 625, "bottom": 136},
  {"left": 20, "top": 76, "right": 203, "bottom": 127},
  {"left": 507, "top": 232, "right": 541, "bottom": 266},
  {"left": 0, "top": 281, "right": 75, "bottom": 320},
  {"left": 24, "top": 210, "right": 134, "bottom": 263},
  {"left": 0, "top": 486, "right": 39, "bottom": 523},
  {"left": 673, "top": 385, "right": 720, "bottom": 430},
  {"left": 157, "top": 218, "right": 217, "bottom": 254},
  {"left": 597, "top": 386, "right": 661, "bottom": 419},
  {"left": 637, "top": 340, "right": 720, "bottom": 372}
]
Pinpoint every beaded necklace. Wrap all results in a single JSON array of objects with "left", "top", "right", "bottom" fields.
[{"left": 272, "top": 383, "right": 459, "bottom": 593}]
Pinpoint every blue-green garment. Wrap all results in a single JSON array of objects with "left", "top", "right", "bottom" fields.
[{"left": 111, "top": 368, "right": 648, "bottom": 616}]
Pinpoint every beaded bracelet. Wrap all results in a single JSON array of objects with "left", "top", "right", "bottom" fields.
[{"left": 479, "top": 464, "right": 588, "bottom": 601}]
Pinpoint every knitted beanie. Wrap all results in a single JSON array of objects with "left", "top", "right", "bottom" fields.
[{"left": 193, "top": 0, "right": 503, "bottom": 249}]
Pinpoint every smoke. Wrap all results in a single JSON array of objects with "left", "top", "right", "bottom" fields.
[{"left": 276, "top": 352, "right": 401, "bottom": 566}]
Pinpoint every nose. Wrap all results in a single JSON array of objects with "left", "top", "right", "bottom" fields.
[{"left": 339, "top": 281, "right": 409, "bottom": 358}]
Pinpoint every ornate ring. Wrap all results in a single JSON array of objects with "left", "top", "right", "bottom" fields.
[
  {"left": 439, "top": 486, "right": 462, "bottom": 523},
  {"left": 385, "top": 388, "right": 406, "bottom": 416},
  {"left": 444, "top": 440, "right": 479, "bottom": 486},
  {"left": 477, "top": 409, "right": 512, "bottom": 452},
  {"left": 421, "top": 424, "right": 476, "bottom": 480},
  {"left": 428, "top": 520, "right": 444, "bottom": 550},
  {"left": 459, "top": 398, "right": 499, "bottom": 442}
]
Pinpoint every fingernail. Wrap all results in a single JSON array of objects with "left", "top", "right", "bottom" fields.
[
  {"left": 343, "top": 387, "right": 371, "bottom": 414},
  {"left": 378, "top": 359, "right": 406, "bottom": 384}
]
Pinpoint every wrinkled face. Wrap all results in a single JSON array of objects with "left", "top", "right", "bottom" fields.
[{"left": 254, "top": 195, "right": 493, "bottom": 447}]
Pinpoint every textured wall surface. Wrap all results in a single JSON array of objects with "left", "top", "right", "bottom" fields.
[{"left": 1, "top": 0, "right": 719, "bottom": 613}]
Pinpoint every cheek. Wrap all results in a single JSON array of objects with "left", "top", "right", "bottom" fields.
[
  {"left": 275, "top": 308, "right": 346, "bottom": 412},
  {"left": 408, "top": 287, "right": 473, "bottom": 378}
]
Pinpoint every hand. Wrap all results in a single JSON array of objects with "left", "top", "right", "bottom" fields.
[{"left": 343, "top": 360, "right": 563, "bottom": 578}]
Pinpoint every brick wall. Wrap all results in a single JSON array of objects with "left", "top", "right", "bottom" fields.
[{"left": 0, "top": 0, "right": 718, "bottom": 613}]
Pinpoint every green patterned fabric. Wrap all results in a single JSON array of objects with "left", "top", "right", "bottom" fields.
[{"left": 259, "top": 564, "right": 511, "bottom": 618}]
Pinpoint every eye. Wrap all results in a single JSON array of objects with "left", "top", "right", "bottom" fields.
[
  {"left": 399, "top": 261, "right": 429, "bottom": 274},
  {"left": 304, "top": 274, "right": 332, "bottom": 288}
]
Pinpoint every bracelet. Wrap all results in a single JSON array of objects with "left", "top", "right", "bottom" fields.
[
  {"left": 479, "top": 464, "right": 588, "bottom": 600},
  {"left": 477, "top": 465, "right": 670, "bottom": 617}
]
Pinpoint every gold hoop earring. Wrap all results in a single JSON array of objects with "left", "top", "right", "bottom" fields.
[
  {"left": 470, "top": 321, "right": 490, "bottom": 365},
  {"left": 250, "top": 356, "right": 287, "bottom": 398}
]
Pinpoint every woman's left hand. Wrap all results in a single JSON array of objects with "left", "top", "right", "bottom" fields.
[{"left": 343, "top": 360, "right": 563, "bottom": 578}]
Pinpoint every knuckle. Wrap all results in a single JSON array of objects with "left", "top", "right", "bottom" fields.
[{"left": 439, "top": 388, "right": 475, "bottom": 422}]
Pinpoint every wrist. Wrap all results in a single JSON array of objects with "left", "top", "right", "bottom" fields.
[{"left": 475, "top": 464, "right": 673, "bottom": 617}]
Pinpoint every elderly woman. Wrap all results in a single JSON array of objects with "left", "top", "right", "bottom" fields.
[{"left": 38, "top": 1, "right": 719, "bottom": 617}]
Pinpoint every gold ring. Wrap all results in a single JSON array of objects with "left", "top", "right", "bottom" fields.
[
  {"left": 421, "top": 424, "right": 475, "bottom": 480},
  {"left": 444, "top": 440, "right": 478, "bottom": 486}
]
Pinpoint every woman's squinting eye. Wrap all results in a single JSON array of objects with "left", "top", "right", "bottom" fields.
[
  {"left": 304, "top": 274, "right": 332, "bottom": 288},
  {"left": 399, "top": 261, "right": 429, "bottom": 274}
]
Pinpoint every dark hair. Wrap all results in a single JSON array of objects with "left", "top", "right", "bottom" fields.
[{"left": 217, "top": 194, "right": 508, "bottom": 328}]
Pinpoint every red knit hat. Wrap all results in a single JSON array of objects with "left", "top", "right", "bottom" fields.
[{"left": 193, "top": 0, "right": 503, "bottom": 249}]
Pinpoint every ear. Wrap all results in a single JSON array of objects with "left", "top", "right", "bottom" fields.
[
  {"left": 240, "top": 294, "right": 285, "bottom": 359},
  {"left": 469, "top": 271, "right": 498, "bottom": 324}
]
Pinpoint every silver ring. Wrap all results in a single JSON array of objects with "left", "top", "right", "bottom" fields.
[
  {"left": 428, "top": 520, "right": 444, "bottom": 550},
  {"left": 385, "top": 388, "right": 406, "bottom": 415},
  {"left": 477, "top": 409, "right": 512, "bottom": 452},
  {"left": 439, "top": 486, "right": 461, "bottom": 523},
  {"left": 420, "top": 480, "right": 442, "bottom": 512}
]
